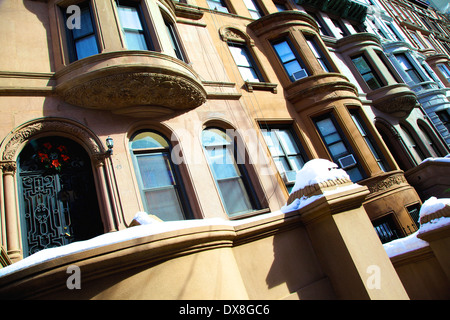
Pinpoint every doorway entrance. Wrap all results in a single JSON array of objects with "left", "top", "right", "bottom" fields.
[{"left": 18, "top": 136, "right": 104, "bottom": 257}]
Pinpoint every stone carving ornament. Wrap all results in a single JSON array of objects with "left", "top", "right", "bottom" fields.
[
  {"left": 60, "top": 72, "right": 206, "bottom": 116},
  {"left": 1, "top": 119, "right": 103, "bottom": 162}
]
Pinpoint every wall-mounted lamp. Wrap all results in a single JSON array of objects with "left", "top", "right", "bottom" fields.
[{"left": 106, "top": 136, "right": 114, "bottom": 155}]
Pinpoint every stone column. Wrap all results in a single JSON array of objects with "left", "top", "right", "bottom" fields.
[
  {"left": 93, "top": 156, "right": 116, "bottom": 234},
  {"left": 289, "top": 172, "right": 409, "bottom": 299},
  {"left": 1, "top": 162, "right": 21, "bottom": 261}
]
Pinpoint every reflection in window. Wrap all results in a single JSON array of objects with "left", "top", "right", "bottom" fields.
[
  {"left": 130, "top": 131, "right": 190, "bottom": 221},
  {"left": 202, "top": 128, "right": 259, "bottom": 217}
]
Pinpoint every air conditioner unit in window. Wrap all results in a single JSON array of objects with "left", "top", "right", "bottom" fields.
[
  {"left": 338, "top": 154, "right": 357, "bottom": 169},
  {"left": 281, "top": 170, "right": 297, "bottom": 184},
  {"left": 292, "top": 69, "right": 308, "bottom": 81}
]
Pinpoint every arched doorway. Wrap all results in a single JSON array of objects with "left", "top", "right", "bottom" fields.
[{"left": 17, "top": 136, "right": 104, "bottom": 257}]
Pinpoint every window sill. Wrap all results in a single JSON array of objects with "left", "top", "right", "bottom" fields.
[
  {"left": 228, "top": 208, "right": 271, "bottom": 220},
  {"left": 245, "top": 81, "right": 277, "bottom": 93}
]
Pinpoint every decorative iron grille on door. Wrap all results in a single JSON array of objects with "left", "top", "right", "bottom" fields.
[{"left": 18, "top": 137, "right": 104, "bottom": 257}]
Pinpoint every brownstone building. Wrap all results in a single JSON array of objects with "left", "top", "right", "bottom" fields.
[{"left": 0, "top": 0, "right": 448, "bottom": 299}]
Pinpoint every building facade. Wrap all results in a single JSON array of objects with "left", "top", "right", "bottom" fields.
[{"left": 0, "top": 0, "right": 449, "bottom": 299}]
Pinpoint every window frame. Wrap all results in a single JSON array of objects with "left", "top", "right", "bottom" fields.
[
  {"left": 129, "top": 130, "right": 193, "bottom": 221},
  {"left": 202, "top": 127, "right": 261, "bottom": 218},
  {"left": 271, "top": 37, "right": 310, "bottom": 82},
  {"left": 63, "top": 1, "right": 100, "bottom": 62},
  {"left": 351, "top": 54, "right": 384, "bottom": 90},
  {"left": 243, "top": 0, "right": 264, "bottom": 19},
  {"left": 395, "top": 53, "right": 426, "bottom": 86},
  {"left": 350, "top": 109, "right": 390, "bottom": 172},
  {"left": 436, "top": 110, "right": 450, "bottom": 133},
  {"left": 115, "top": 0, "right": 154, "bottom": 51},
  {"left": 164, "top": 18, "right": 187, "bottom": 61},
  {"left": 313, "top": 113, "right": 365, "bottom": 182},
  {"left": 228, "top": 41, "right": 264, "bottom": 82},
  {"left": 207, "top": 0, "right": 231, "bottom": 13},
  {"left": 259, "top": 124, "right": 308, "bottom": 193},
  {"left": 305, "top": 35, "right": 333, "bottom": 73}
]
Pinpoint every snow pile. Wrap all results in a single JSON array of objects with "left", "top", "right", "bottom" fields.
[
  {"left": 280, "top": 194, "right": 324, "bottom": 213},
  {"left": 383, "top": 197, "right": 450, "bottom": 258},
  {"left": 290, "top": 159, "right": 350, "bottom": 194},
  {"left": 130, "top": 212, "right": 162, "bottom": 225},
  {"left": 417, "top": 196, "right": 450, "bottom": 233},
  {"left": 420, "top": 155, "right": 450, "bottom": 165},
  {"left": 383, "top": 232, "right": 428, "bottom": 258}
]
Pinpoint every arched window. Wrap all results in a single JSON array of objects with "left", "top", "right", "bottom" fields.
[
  {"left": 400, "top": 124, "right": 426, "bottom": 164},
  {"left": 202, "top": 128, "right": 260, "bottom": 217},
  {"left": 18, "top": 136, "right": 103, "bottom": 257},
  {"left": 418, "top": 122, "right": 444, "bottom": 157},
  {"left": 130, "top": 131, "right": 191, "bottom": 221}
]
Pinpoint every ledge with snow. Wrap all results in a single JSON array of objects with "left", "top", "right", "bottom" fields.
[{"left": 0, "top": 159, "right": 409, "bottom": 300}]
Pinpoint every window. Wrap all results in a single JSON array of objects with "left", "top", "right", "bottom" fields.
[
  {"left": 207, "top": 0, "right": 229, "bottom": 13},
  {"left": 314, "top": 115, "right": 364, "bottom": 182},
  {"left": 352, "top": 22, "right": 367, "bottom": 33},
  {"left": 331, "top": 18, "right": 350, "bottom": 38},
  {"left": 202, "top": 128, "right": 260, "bottom": 217},
  {"left": 64, "top": 1, "right": 99, "bottom": 62},
  {"left": 418, "top": 123, "right": 441, "bottom": 157},
  {"left": 260, "top": 125, "right": 308, "bottom": 193},
  {"left": 406, "top": 204, "right": 421, "bottom": 229},
  {"left": 438, "top": 64, "right": 450, "bottom": 82},
  {"left": 164, "top": 19, "right": 185, "bottom": 61},
  {"left": 274, "top": 1, "right": 288, "bottom": 11},
  {"left": 386, "top": 23, "right": 402, "bottom": 41},
  {"left": 351, "top": 55, "right": 383, "bottom": 90},
  {"left": 272, "top": 38, "right": 310, "bottom": 81},
  {"left": 243, "top": 0, "right": 264, "bottom": 19},
  {"left": 228, "top": 42, "right": 263, "bottom": 82},
  {"left": 130, "top": 131, "right": 191, "bottom": 221},
  {"left": 395, "top": 53, "right": 425, "bottom": 85},
  {"left": 373, "top": 215, "right": 402, "bottom": 244},
  {"left": 305, "top": 11, "right": 331, "bottom": 37},
  {"left": 410, "top": 32, "right": 425, "bottom": 49},
  {"left": 116, "top": 1, "right": 153, "bottom": 50},
  {"left": 436, "top": 110, "right": 450, "bottom": 132},
  {"left": 350, "top": 111, "right": 389, "bottom": 172},
  {"left": 306, "top": 36, "right": 333, "bottom": 72},
  {"left": 400, "top": 125, "right": 426, "bottom": 164}
]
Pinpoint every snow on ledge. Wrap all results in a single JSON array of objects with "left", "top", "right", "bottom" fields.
[
  {"left": 383, "top": 197, "right": 450, "bottom": 258},
  {"left": 0, "top": 210, "right": 291, "bottom": 279},
  {"left": 419, "top": 154, "right": 450, "bottom": 165},
  {"left": 290, "top": 159, "right": 350, "bottom": 194},
  {"left": 383, "top": 232, "right": 428, "bottom": 258}
]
